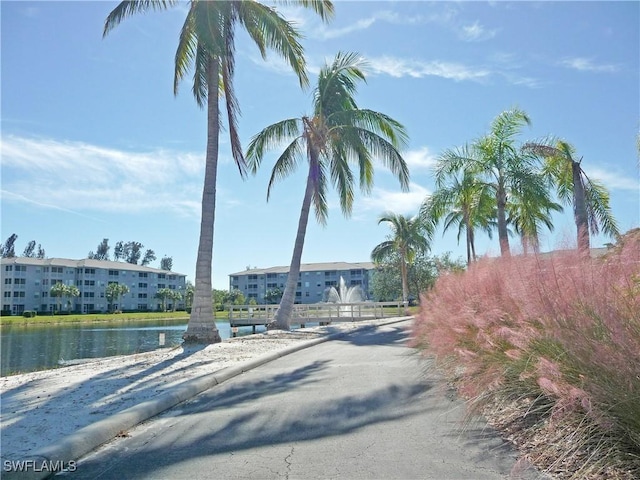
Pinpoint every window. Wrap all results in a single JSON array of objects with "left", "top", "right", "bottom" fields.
[
  {"left": 350, "top": 279, "right": 362, "bottom": 286},
  {"left": 43, "top": 267, "right": 49, "bottom": 273},
  {"left": 158, "top": 273, "right": 166, "bottom": 279},
  {"left": 84, "top": 268, "right": 95, "bottom": 274},
  {"left": 304, "top": 282, "right": 309, "bottom": 287},
  {"left": 108, "top": 270, "right": 119, "bottom": 277},
  {"left": 5, "top": 266, "right": 12, "bottom": 272},
  {"left": 325, "top": 281, "right": 336, "bottom": 287},
  {"left": 83, "top": 292, "right": 95, "bottom": 298},
  {"left": 42, "top": 292, "right": 48, "bottom": 298},
  {"left": 248, "top": 274, "right": 258, "bottom": 280},
  {"left": 139, "top": 272, "right": 148, "bottom": 278},
  {"left": 16, "top": 265, "right": 27, "bottom": 272},
  {"left": 13, "top": 278, "right": 26, "bottom": 285},
  {"left": 138, "top": 293, "right": 147, "bottom": 299},
  {"left": 295, "top": 291, "right": 301, "bottom": 297},
  {"left": 158, "top": 283, "right": 165, "bottom": 289},
  {"left": 51, "top": 267, "right": 63, "bottom": 274},
  {"left": 13, "top": 291, "right": 25, "bottom": 298},
  {"left": 168, "top": 285, "right": 176, "bottom": 290},
  {"left": 4, "top": 278, "right": 11, "bottom": 285},
  {"left": 137, "top": 304, "right": 148, "bottom": 310},
  {"left": 350, "top": 269, "right": 362, "bottom": 276},
  {"left": 84, "top": 280, "right": 95, "bottom": 286},
  {"left": 267, "top": 283, "right": 277, "bottom": 288},
  {"left": 3, "top": 291, "right": 10, "bottom": 298},
  {"left": 138, "top": 283, "right": 148, "bottom": 288},
  {"left": 43, "top": 279, "right": 49, "bottom": 285},
  {"left": 297, "top": 282, "right": 301, "bottom": 288},
  {"left": 248, "top": 284, "right": 258, "bottom": 290},
  {"left": 267, "top": 273, "right": 277, "bottom": 279},
  {"left": 324, "top": 271, "right": 334, "bottom": 277},
  {"left": 305, "top": 292, "right": 310, "bottom": 297}
]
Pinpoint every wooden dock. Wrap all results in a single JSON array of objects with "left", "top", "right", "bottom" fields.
[{"left": 227, "top": 301, "right": 406, "bottom": 336}]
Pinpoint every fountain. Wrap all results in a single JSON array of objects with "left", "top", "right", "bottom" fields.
[{"left": 324, "top": 276, "right": 365, "bottom": 316}]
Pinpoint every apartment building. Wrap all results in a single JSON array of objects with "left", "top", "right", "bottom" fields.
[
  {"left": 229, "top": 261, "right": 376, "bottom": 304},
  {"left": 1, "top": 257, "right": 187, "bottom": 315}
]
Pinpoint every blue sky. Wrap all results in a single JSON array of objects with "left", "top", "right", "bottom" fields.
[{"left": 2, "top": 1, "right": 639, "bottom": 290}]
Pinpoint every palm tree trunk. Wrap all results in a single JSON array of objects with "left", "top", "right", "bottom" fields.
[
  {"left": 496, "top": 183, "right": 510, "bottom": 256},
  {"left": 573, "top": 161, "right": 590, "bottom": 253},
  {"left": 400, "top": 251, "right": 409, "bottom": 305},
  {"left": 273, "top": 154, "right": 317, "bottom": 330},
  {"left": 184, "top": 57, "right": 222, "bottom": 344}
]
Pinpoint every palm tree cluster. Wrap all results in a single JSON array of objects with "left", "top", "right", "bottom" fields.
[{"left": 420, "top": 108, "right": 620, "bottom": 265}]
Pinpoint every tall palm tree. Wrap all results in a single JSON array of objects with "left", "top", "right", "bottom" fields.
[
  {"left": 104, "top": 0, "right": 333, "bottom": 343},
  {"left": 371, "top": 213, "right": 432, "bottom": 304},
  {"left": 436, "top": 108, "right": 547, "bottom": 256},
  {"left": 422, "top": 157, "right": 496, "bottom": 265},
  {"left": 523, "top": 139, "right": 620, "bottom": 252},
  {"left": 247, "top": 52, "right": 410, "bottom": 330}
]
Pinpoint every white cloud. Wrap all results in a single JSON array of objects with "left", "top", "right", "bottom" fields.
[
  {"left": 589, "top": 168, "right": 640, "bottom": 191},
  {"left": 459, "top": 21, "right": 497, "bottom": 42},
  {"left": 403, "top": 147, "right": 438, "bottom": 171},
  {"left": 367, "top": 56, "right": 490, "bottom": 82},
  {"left": 358, "top": 182, "right": 430, "bottom": 216},
  {"left": 0, "top": 135, "right": 216, "bottom": 218},
  {"left": 560, "top": 57, "right": 619, "bottom": 73}
]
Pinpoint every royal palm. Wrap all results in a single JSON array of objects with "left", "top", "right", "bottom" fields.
[
  {"left": 247, "top": 52, "right": 410, "bottom": 330},
  {"left": 104, "top": 0, "right": 333, "bottom": 343}
]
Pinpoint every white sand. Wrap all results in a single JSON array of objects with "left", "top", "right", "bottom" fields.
[{"left": 1, "top": 323, "right": 370, "bottom": 460}]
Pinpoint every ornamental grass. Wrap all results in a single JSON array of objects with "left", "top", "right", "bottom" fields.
[{"left": 412, "top": 230, "right": 640, "bottom": 479}]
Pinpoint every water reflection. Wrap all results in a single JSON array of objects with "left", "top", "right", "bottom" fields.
[{"left": 0, "top": 319, "right": 266, "bottom": 376}]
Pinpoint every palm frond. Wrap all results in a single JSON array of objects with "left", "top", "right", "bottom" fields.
[
  {"left": 237, "top": 1, "right": 308, "bottom": 87},
  {"left": 246, "top": 118, "right": 302, "bottom": 173},
  {"left": 583, "top": 177, "right": 620, "bottom": 239},
  {"left": 103, "top": 0, "right": 177, "bottom": 37},
  {"left": 265, "top": 137, "right": 305, "bottom": 199}
]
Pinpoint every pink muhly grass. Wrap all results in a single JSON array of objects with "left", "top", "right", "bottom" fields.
[{"left": 412, "top": 230, "right": 640, "bottom": 476}]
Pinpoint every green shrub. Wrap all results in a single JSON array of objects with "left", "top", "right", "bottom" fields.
[{"left": 22, "top": 311, "right": 37, "bottom": 318}]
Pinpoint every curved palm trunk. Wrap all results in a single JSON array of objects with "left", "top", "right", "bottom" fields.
[
  {"left": 184, "top": 57, "right": 222, "bottom": 344},
  {"left": 572, "top": 161, "right": 589, "bottom": 253},
  {"left": 272, "top": 153, "right": 317, "bottom": 330}
]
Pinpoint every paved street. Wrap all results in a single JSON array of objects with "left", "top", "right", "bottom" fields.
[{"left": 60, "top": 322, "right": 536, "bottom": 479}]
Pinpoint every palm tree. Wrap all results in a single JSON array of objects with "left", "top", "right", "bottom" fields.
[
  {"left": 371, "top": 213, "right": 431, "bottom": 305},
  {"left": 438, "top": 108, "right": 545, "bottom": 256},
  {"left": 64, "top": 285, "right": 80, "bottom": 313},
  {"left": 104, "top": 0, "right": 333, "bottom": 343},
  {"left": 422, "top": 160, "right": 496, "bottom": 265},
  {"left": 50, "top": 282, "right": 66, "bottom": 313},
  {"left": 247, "top": 52, "right": 410, "bottom": 330},
  {"left": 523, "top": 139, "right": 620, "bottom": 252}
]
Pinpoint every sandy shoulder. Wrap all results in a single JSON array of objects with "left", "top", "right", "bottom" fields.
[{"left": 1, "top": 324, "right": 365, "bottom": 460}]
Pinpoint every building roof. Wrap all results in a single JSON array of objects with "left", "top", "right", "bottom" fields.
[
  {"left": 229, "top": 261, "right": 376, "bottom": 277},
  {"left": 0, "top": 257, "right": 186, "bottom": 276}
]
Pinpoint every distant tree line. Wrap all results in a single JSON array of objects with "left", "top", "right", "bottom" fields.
[
  {"left": 88, "top": 238, "right": 173, "bottom": 270},
  {"left": 1, "top": 234, "right": 46, "bottom": 259},
  {"left": 0, "top": 234, "right": 173, "bottom": 271}
]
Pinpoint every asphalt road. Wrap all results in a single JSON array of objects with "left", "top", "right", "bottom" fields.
[{"left": 59, "top": 322, "right": 538, "bottom": 480}]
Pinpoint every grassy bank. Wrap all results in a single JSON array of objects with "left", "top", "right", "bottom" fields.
[
  {"left": 0, "top": 310, "right": 230, "bottom": 326},
  {"left": 412, "top": 231, "right": 640, "bottom": 479}
]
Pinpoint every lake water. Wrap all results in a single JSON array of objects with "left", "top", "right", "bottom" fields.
[{"left": 0, "top": 319, "right": 267, "bottom": 376}]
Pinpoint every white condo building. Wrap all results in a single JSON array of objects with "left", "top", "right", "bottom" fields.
[
  {"left": 1, "top": 257, "right": 187, "bottom": 315},
  {"left": 229, "top": 261, "right": 376, "bottom": 304}
]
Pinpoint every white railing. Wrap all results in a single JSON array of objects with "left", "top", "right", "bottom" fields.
[{"left": 227, "top": 301, "right": 406, "bottom": 326}]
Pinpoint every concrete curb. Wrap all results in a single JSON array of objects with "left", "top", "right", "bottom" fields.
[{"left": 3, "top": 316, "right": 413, "bottom": 480}]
